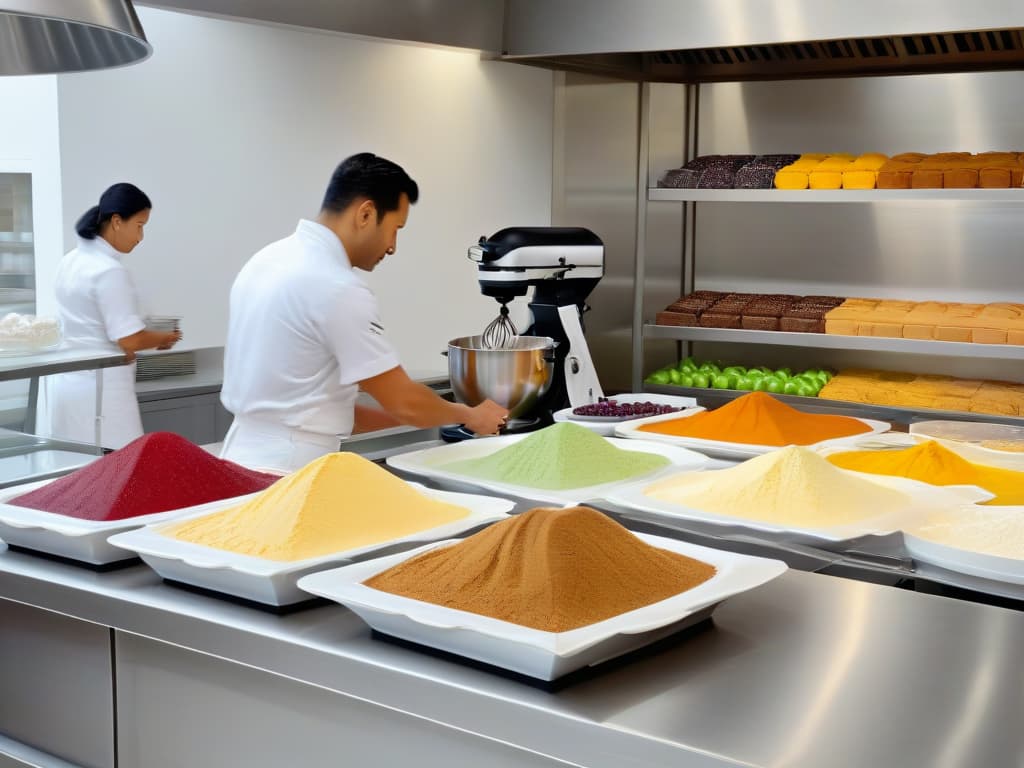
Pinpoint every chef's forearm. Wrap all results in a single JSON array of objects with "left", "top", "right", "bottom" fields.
[
  {"left": 386, "top": 383, "right": 471, "bottom": 428},
  {"left": 117, "top": 329, "right": 180, "bottom": 354}
]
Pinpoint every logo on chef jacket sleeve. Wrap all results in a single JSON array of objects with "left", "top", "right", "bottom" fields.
[{"left": 369, "top": 320, "right": 384, "bottom": 336}]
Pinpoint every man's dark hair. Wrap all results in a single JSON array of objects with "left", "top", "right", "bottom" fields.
[{"left": 321, "top": 153, "right": 419, "bottom": 221}]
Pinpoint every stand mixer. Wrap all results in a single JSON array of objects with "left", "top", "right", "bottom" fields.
[{"left": 462, "top": 226, "right": 606, "bottom": 428}]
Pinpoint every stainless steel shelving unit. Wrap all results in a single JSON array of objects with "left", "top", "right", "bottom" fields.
[{"left": 634, "top": 107, "right": 1024, "bottom": 421}]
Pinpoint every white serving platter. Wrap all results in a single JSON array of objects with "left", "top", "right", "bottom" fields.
[
  {"left": 0, "top": 478, "right": 266, "bottom": 566},
  {"left": 552, "top": 393, "right": 700, "bottom": 436},
  {"left": 107, "top": 484, "right": 514, "bottom": 606},
  {"left": 613, "top": 407, "right": 891, "bottom": 460},
  {"left": 385, "top": 434, "right": 710, "bottom": 505},
  {"left": 297, "top": 533, "right": 787, "bottom": 681},
  {"left": 904, "top": 505, "right": 1024, "bottom": 585},
  {"left": 604, "top": 471, "right": 992, "bottom": 543}
]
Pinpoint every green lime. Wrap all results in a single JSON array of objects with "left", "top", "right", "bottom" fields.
[
  {"left": 783, "top": 380, "right": 800, "bottom": 395},
  {"left": 692, "top": 372, "right": 710, "bottom": 388},
  {"left": 797, "top": 381, "right": 818, "bottom": 397},
  {"left": 766, "top": 378, "right": 784, "bottom": 394}
]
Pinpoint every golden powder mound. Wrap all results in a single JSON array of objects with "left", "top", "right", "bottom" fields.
[
  {"left": 365, "top": 506, "right": 717, "bottom": 632},
  {"left": 827, "top": 440, "right": 1024, "bottom": 505},
  {"left": 165, "top": 452, "right": 470, "bottom": 561}
]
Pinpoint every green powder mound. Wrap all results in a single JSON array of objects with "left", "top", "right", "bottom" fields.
[{"left": 443, "top": 422, "right": 670, "bottom": 490}]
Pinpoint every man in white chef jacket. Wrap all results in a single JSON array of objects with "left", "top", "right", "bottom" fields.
[{"left": 220, "top": 153, "right": 508, "bottom": 472}]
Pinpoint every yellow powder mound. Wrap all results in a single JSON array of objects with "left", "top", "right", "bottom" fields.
[
  {"left": 644, "top": 446, "right": 911, "bottom": 527},
  {"left": 164, "top": 452, "right": 470, "bottom": 561}
]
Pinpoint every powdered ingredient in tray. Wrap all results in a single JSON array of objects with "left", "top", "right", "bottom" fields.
[
  {"left": 909, "top": 506, "right": 1024, "bottom": 559},
  {"left": 442, "top": 422, "right": 669, "bottom": 490},
  {"left": 365, "top": 506, "right": 717, "bottom": 632},
  {"left": 165, "top": 452, "right": 470, "bottom": 561},
  {"left": 644, "top": 446, "right": 910, "bottom": 527},
  {"left": 9, "top": 432, "right": 278, "bottom": 521},
  {"left": 638, "top": 391, "right": 871, "bottom": 446},
  {"left": 827, "top": 440, "right": 1024, "bottom": 505}
]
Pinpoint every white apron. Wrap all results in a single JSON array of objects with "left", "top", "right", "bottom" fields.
[
  {"left": 220, "top": 416, "right": 340, "bottom": 474},
  {"left": 44, "top": 362, "right": 143, "bottom": 449},
  {"left": 46, "top": 236, "right": 148, "bottom": 450}
]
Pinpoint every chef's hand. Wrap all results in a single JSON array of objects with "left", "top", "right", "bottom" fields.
[
  {"left": 463, "top": 399, "right": 509, "bottom": 436},
  {"left": 156, "top": 330, "right": 183, "bottom": 350}
]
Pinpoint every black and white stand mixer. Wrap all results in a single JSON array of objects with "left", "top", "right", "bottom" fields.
[{"left": 457, "top": 226, "right": 606, "bottom": 432}]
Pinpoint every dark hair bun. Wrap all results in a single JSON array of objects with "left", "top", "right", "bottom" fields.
[
  {"left": 74, "top": 205, "right": 102, "bottom": 240},
  {"left": 75, "top": 184, "right": 152, "bottom": 241}
]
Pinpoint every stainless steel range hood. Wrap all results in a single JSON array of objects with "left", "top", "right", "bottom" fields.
[
  {"left": 0, "top": 0, "right": 151, "bottom": 76},
  {"left": 506, "top": 30, "right": 1024, "bottom": 83},
  {"left": 503, "top": 0, "right": 1024, "bottom": 82}
]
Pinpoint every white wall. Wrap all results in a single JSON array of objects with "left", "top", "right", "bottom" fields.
[
  {"left": 0, "top": 75, "right": 63, "bottom": 317},
  {"left": 57, "top": 7, "right": 554, "bottom": 375}
]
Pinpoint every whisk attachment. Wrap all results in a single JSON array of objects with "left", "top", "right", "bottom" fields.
[{"left": 482, "top": 303, "right": 518, "bottom": 349}]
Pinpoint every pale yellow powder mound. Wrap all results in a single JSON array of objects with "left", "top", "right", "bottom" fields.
[
  {"left": 644, "top": 446, "right": 911, "bottom": 528},
  {"left": 910, "top": 507, "right": 1024, "bottom": 560},
  {"left": 164, "top": 452, "right": 471, "bottom": 561}
]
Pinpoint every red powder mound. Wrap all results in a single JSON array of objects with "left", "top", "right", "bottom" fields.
[{"left": 10, "top": 432, "right": 279, "bottom": 521}]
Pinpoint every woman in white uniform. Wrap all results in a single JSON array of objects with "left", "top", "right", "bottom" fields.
[{"left": 48, "top": 183, "right": 182, "bottom": 448}]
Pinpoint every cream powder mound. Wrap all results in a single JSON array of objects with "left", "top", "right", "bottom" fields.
[
  {"left": 910, "top": 506, "right": 1024, "bottom": 560},
  {"left": 164, "top": 452, "right": 471, "bottom": 561},
  {"left": 644, "top": 445, "right": 912, "bottom": 527}
]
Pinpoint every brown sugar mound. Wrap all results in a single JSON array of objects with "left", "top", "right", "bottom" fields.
[{"left": 364, "top": 506, "right": 717, "bottom": 632}]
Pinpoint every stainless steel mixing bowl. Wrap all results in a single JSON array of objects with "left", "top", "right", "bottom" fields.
[{"left": 446, "top": 335, "right": 555, "bottom": 418}]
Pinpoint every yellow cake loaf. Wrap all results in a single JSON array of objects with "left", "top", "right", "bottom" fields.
[
  {"left": 841, "top": 153, "right": 888, "bottom": 189},
  {"left": 820, "top": 369, "right": 1021, "bottom": 417},
  {"left": 808, "top": 154, "right": 855, "bottom": 190},
  {"left": 774, "top": 153, "right": 829, "bottom": 190}
]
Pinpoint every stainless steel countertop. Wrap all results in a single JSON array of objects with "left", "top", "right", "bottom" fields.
[
  {"left": 1, "top": 542, "right": 1022, "bottom": 767},
  {"left": 0, "top": 347, "right": 127, "bottom": 381}
]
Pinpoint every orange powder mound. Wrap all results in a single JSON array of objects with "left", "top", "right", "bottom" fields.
[
  {"left": 365, "top": 506, "right": 717, "bottom": 632},
  {"left": 638, "top": 391, "right": 872, "bottom": 446}
]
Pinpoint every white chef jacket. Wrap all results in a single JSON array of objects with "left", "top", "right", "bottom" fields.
[
  {"left": 45, "top": 236, "right": 146, "bottom": 449},
  {"left": 220, "top": 219, "right": 400, "bottom": 472}
]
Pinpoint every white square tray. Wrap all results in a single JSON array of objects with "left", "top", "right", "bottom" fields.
[
  {"left": 0, "top": 478, "right": 264, "bottom": 566},
  {"left": 297, "top": 534, "right": 787, "bottom": 681},
  {"left": 385, "top": 434, "right": 709, "bottom": 505},
  {"left": 614, "top": 408, "right": 891, "bottom": 460},
  {"left": 107, "top": 484, "right": 514, "bottom": 606},
  {"left": 604, "top": 472, "right": 992, "bottom": 543}
]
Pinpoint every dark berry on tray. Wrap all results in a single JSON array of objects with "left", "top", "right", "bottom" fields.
[{"left": 572, "top": 400, "right": 682, "bottom": 418}]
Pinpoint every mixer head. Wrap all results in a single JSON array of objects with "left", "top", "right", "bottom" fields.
[{"left": 468, "top": 227, "right": 604, "bottom": 306}]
